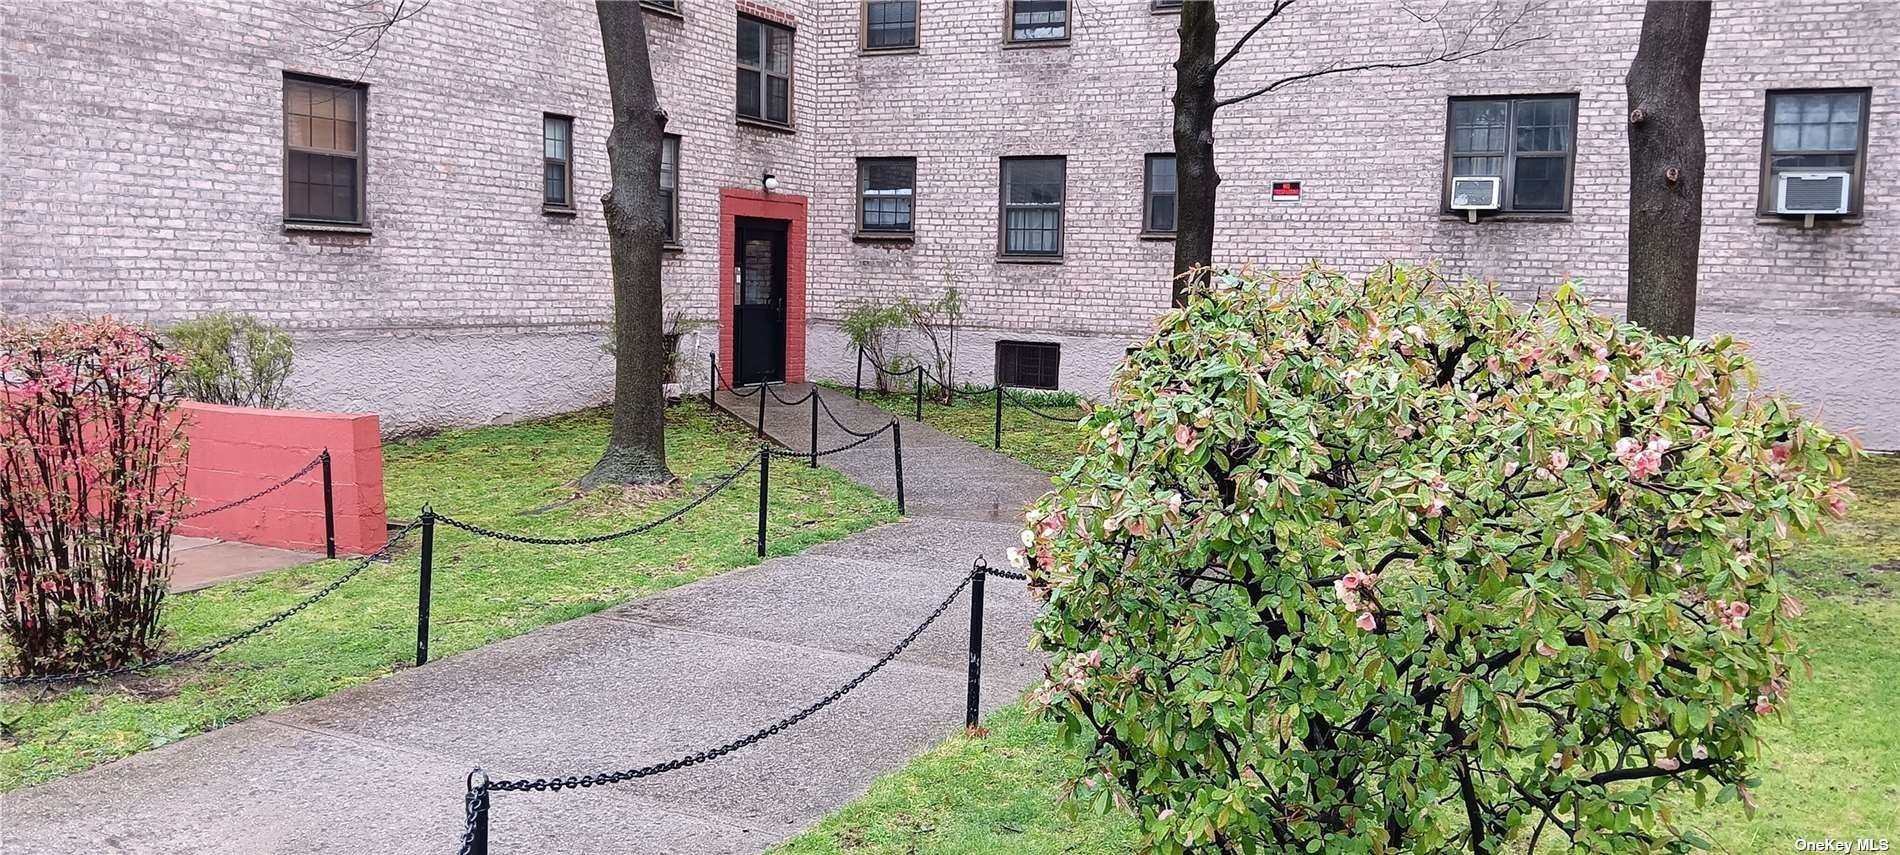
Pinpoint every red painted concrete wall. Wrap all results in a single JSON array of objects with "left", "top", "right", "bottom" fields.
[
  {"left": 718, "top": 187, "right": 808, "bottom": 386},
  {"left": 175, "top": 402, "right": 387, "bottom": 555}
]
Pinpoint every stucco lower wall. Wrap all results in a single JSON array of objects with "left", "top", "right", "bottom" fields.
[
  {"left": 807, "top": 309, "right": 1900, "bottom": 451},
  {"left": 1702, "top": 309, "right": 1900, "bottom": 451},
  {"left": 285, "top": 325, "right": 721, "bottom": 435},
  {"left": 803, "top": 321, "right": 1141, "bottom": 402}
]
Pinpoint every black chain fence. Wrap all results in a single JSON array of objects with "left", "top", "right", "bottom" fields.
[
  {"left": 431, "top": 452, "right": 762, "bottom": 546},
  {"left": 456, "top": 557, "right": 1030, "bottom": 855},
  {"left": 852, "top": 348, "right": 1093, "bottom": 447},
  {"left": 1, "top": 518, "right": 420, "bottom": 687}
]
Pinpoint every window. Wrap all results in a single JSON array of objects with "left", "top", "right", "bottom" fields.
[
  {"left": 858, "top": 157, "right": 915, "bottom": 234},
  {"left": 661, "top": 134, "right": 681, "bottom": 243},
  {"left": 999, "top": 156, "right": 1065, "bottom": 257},
  {"left": 1008, "top": 0, "right": 1067, "bottom": 42},
  {"left": 737, "top": 16, "right": 794, "bottom": 126},
  {"left": 997, "top": 341, "right": 1060, "bottom": 390},
  {"left": 864, "top": 1, "right": 918, "bottom": 50},
  {"left": 1151, "top": 0, "right": 1184, "bottom": 10},
  {"left": 1445, "top": 95, "right": 1577, "bottom": 214},
  {"left": 640, "top": 0, "right": 679, "bottom": 12},
  {"left": 1143, "top": 154, "right": 1177, "bottom": 234},
  {"left": 283, "top": 75, "right": 366, "bottom": 225},
  {"left": 543, "top": 114, "right": 574, "bottom": 210},
  {"left": 1760, "top": 88, "right": 1870, "bottom": 217}
]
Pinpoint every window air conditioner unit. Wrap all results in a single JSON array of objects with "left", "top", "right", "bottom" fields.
[
  {"left": 1449, "top": 176, "right": 1502, "bottom": 223},
  {"left": 1775, "top": 171, "right": 1851, "bottom": 217}
]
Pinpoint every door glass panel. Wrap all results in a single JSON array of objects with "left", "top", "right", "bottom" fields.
[{"left": 741, "top": 239, "right": 773, "bottom": 304}]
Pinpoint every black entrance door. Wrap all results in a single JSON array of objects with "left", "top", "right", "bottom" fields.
[{"left": 733, "top": 218, "right": 787, "bottom": 385}]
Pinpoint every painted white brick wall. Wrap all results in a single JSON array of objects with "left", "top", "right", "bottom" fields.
[{"left": 3, "top": 0, "right": 1895, "bottom": 443}]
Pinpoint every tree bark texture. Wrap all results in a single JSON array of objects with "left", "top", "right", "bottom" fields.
[
  {"left": 1171, "top": 1, "right": 1221, "bottom": 306},
  {"left": 586, "top": 0, "right": 673, "bottom": 487},
  {"left": 1625, "top": 0, "right": 1711, "bottom": 338}
]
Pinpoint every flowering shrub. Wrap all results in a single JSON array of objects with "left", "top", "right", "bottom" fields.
[
  {"left": 1016, "top": 266, "right": 1857, "bottom": 854},
  {"left": 1, "top": 318, "right": 188, "bottom": 676}
]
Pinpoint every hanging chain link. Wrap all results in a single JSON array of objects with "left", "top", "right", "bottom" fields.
[
  {"left": 817, "top": 394, "right": 887, "bottom": 438},
  {"left": 178, "top": 452, "right": 326, "bottom": 519},
  {"left": 433, "top": 453, "right": 759, "bottom": 546},
  {"left": 766, "top": 385, "right": 815, "bottom": 406},
  {"left": 974, "top": 555, "right": 1028, "bottom": 581},
  {"left": 480, "top": 572, "right": 973, "bottom": 794},
  {"left": 2, "top": 519, "right": 420, "bottom": 686},
  {"left": 767, "top": 421, "right": 894, "bottom": 460}
]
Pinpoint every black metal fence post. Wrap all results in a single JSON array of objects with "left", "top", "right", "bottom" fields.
[
  {"left": 965, "top": 562, "right": 986, "bottom": 731},
  {"left": 463, "top": 770, "right": 490, "bottom": 855},
  {"left": 854, "top": 346, "right": 864, "bottom": 399},
  {"left": 319, "top": 449, "right": 337, "bottom": 559},
  {"left": 809, "top": 391, "right": 820, "bottom": 468},
  {"left": 416, "top": 508, "right": 436, "bottom": 667},
  {"left": 992, "top": 386, "right": 1004, "bottom": 450},
  {"left": 707, "top": 352, "right": 717, "bottom": 411},
  {"left": 756, "top": 446, "right": 770, "bottom": 558},
  {"left": 892, "top": 421, "right": 906, "bottom": 516},
  {"left": 913, "top": 367, "right": 923, "bottom": 421}
]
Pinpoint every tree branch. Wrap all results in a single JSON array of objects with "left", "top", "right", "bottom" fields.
[
  {"left": 1218, "top": 32, "right": 1546, "bottom": 109},
  {"left": 1212, "top": 0, "right": 1297, "bottom": 72}
]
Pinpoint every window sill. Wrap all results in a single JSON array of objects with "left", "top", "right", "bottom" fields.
[
  {"left": 853, "top": 230, "right": 915, "bottom": 243},
  {"left": 736, "top": 116, "right": 796, "bottom": 135},
  {"left": 543, "top": 205, "right": 578, "bottom": 218},
  {"left": 638, "top": 2, "right": 683, "bottom": 20},
  {"left": 996, "top": 254, "right": 1063, "bottom": 265},
  {"left": 663, "top": 242, "right": 685, "bottom": 252},
  {"left": 1138, "top": 230, "right": 1176, "bottom": 241},
  {"left": 283, "top": 221, "right": 370, "bottom": 235},
  {"left": 861, "top": 46, "right": 920, "bottom": 56},
  {"left": 1002, "top": 38, "right": 1070, "bottom": 50},
  {"left": 1438, "top": 212, "right": 1572, "bottom": 224},
  {"left": 1754, "top": 215, "right": 1863, "bottom": 228},
  {"left": 1151, "top": 4, "right": 1183, "bottom": 14}
]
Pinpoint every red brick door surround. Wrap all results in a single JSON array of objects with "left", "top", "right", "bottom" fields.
[{"left": 718, "top": 188, "right": 807, "bottom": 385}]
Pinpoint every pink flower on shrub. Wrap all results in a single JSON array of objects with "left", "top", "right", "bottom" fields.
[
  {"left": 1713, "top": 599, "right": 1750, "bottom": 632},
  {"left": 1655, "top": 757, "right": 1680, "bottom": 772},
  {"left": 1615, "top": 435, "right": 1669, "bottom": 479},
  {"left": 1588, "top": 363, "right": 1611, "bottom": 384},
  {"left": 1173, "top": 422, "right": 1200, "bottom": 453},
  {"left": 1547, "top": 449, "right": 1569, "bottom": 472},
  {"left": 1754, "top": 696, "right": 1777, "bottom": 715},
  {"left": 1769, "top": 442, "right": 1793, "bottom": 465},
  {"left": 1822, "top": 482, "right": 1853, "bottom": 519},
  {"left": 1331, "top": 579, "right": 1362, "bottom": 611},
  {"left": 1626, "top": 367, "right": 1673, "bottom": 395},
  {"left": 1038, "top": 510, "right": 1067, "bottom": 540},
  {"left": 1535, "top": 639, "right": 1559, "bottom": 657},
  {"left": 1355, "top": 611, "right": 1378, "bottom": 632}
]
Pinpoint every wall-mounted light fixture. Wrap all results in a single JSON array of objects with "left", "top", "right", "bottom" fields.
[{"left": 762, "top": 173, "right": 780, "bottom": 192}]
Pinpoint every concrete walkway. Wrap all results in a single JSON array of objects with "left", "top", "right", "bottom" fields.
[
  {"left": 169, "top": 536, "right": 323, "bottom": 593},
  {"left": 1, "top": 390, "right": 1055, "bottom": 855}
]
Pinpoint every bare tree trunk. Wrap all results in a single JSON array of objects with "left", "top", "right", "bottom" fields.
[
  {"left": 584, "top": 0, "right": 672, "bottom": 487},
  {"left": 1171, "top": 1, "right": 1220, "bottom": 306},
  {"left": 1625, "top": 0, "right": 1710, "bottom": 338}
]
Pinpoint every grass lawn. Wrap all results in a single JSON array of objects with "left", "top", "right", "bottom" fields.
[
  {"left": 0, "top": 405, "right": 895, "bottom": 791},
  {"left": 776, "top": 423, "right": 1900, "bottom": 854},
  {"left": 829, "top": 383, "right": 1090, "bottom": 475}
]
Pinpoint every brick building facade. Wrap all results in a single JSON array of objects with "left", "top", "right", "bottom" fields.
[{"left": 3, "top": 0, "right": 1895, "bottom": 446}]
